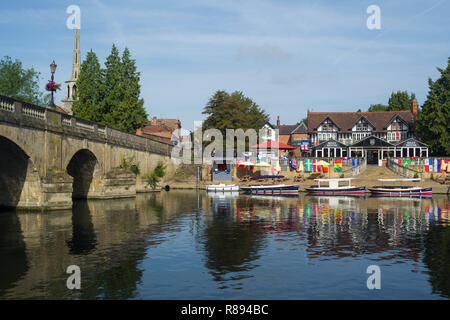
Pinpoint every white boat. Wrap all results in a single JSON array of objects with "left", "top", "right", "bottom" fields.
[
  {"left": 206, "top": 184, "right": 240, "bottom": 192},
  {"left": 305, "top": 178, "right": 366, "bottom": 196}
]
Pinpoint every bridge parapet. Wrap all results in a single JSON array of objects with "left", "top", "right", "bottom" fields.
[{"left": 0, "top": 94, "right": 173, "bottom": 157}]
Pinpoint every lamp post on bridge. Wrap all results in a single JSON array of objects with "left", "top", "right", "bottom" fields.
[{"left": 49, "top": 60, "right": 57, "bottom": 109}]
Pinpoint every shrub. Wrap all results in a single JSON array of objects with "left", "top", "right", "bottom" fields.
[
  {"left": 143, "top": 162, "right": 166, "bottom": 190},
  {"left": 120, "top": 156, "right": 140, "bottom": 175},
  {"left": 340, "top": 173, "right": 345, "bottom": 178}
]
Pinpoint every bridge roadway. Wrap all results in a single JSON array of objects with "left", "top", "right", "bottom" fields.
[{"left": 0, "top": 95, "right": 177, "bottom": 210}]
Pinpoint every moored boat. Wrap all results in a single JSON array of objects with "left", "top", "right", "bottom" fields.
[
  {"left": 368, "top": 178, "right": 432, "bottom": 197},
  {"left": 241, "top": 184, "right": 299, "bottom": 196},
  {"left": 206, "top": 184, "right": 240, "bottom": 192},
  {"left": 305, "top": 178, "right": 366, "bottom": 196}
]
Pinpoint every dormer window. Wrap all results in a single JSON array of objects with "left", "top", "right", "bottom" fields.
[{"left": 356, "top": 123, "right": 368, "bottom": 131}]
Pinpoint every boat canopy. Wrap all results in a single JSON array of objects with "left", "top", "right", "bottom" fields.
[{"left": 314, "top": 178, "right": 354, "bottom": 188}]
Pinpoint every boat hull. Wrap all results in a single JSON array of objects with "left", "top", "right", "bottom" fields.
[
  {"left": 241, "top": 184, "right": 299, "bottom": 196},
  {"left": 206, "top": 184, "right": 240, "bottom": 192},
  {"left": 305, "top": 186, "right": 366, "bottom": 196},
  {"left": 368, "top": 187, "right": 432, "bottom": 197}
]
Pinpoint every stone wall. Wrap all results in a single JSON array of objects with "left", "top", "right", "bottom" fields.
[{"left": 0, "top": 95, "right": 179, "bottom": 210}]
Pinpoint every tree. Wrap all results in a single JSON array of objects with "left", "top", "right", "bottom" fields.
[
  {"left": 72, "top": 50, "right": 104, "bottom": 122},
  {"left": 111, "top": 47, "right": 148, "bottom": 133},
  {"left": 297, "top": 118, "right": 307, "bottom": 126},
  {"left": 416, "top": 58, "right": 450, "bottom": 156},
  {"left": 367, "top": 104, "right": 388, "bottom": 112},
  {"left": 72, "top": 45, "right": 148, "bottom": 133},
  {"left": 387, "top": 90, "right": 416, "bottom": 111},
  {"left": 0, "top": 56, "right": 49, "bottom": 105},
  {"left": 202, "top": 90, "right": 269, "bottom": 133},
  {"left": 100, "top": 44, "right": 122, "bottom": 127}
]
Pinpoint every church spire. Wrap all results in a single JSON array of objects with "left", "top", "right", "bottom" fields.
[
  {"left": 61, "top": 28, "right": 80, "bottom": 115},
  {"left": 71, "top": 28, "right": 80, "bottom": 80}
]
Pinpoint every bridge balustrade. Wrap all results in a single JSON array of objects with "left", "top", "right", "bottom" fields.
[{"left": 0, "top": 94, "right": 173, "bottom": 157}]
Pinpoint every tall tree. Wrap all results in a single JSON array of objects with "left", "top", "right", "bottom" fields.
[
  {"left": 0, "top": 56, "right": 49, "bottom": 105},
  {"left": 387, "top": 90, "right": 416, "bottom": 111},
  {"left": 100, "top": 44, "right": 122, "bottom": 127},
  {"left": 416, "top": 58, "right": 450, "bottom": 156},
  {"left": 72, "top": 50, "right": 104, "bottom": 122},
  {"left": 112, "top": 47, "right": 148, "bottom": 133},
  {"left": 72, "top": 45, "right": 148, "bottom": 133}
]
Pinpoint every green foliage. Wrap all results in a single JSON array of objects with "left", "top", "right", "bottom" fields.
[
  {"left": 413, "top": 172, "right": 419, "bottom": 179},
  {"left": 203, "top": 90, "right": 269, "bottom": 133},
  {"left": 340, "top": 173, "right": 344, "bottom": 178},
  {"left": 416, "top": 58, "right": 450, "bottom": 156},
  {"left": 143, "top": 162, "right": 166, "bottom": 190},
  {"left": 367, "top": 92, "right": 415, "bottom": 112},
  {"left": 202, "top": 90, "right": 269, "bottom": 151},
  {"left": 297, "top": 118, "right": 307, "bottom": 126},
  {"left": 0, "top": 56, "right": 49, "bottom": 105},
  {"left": 387, "top": 91, "right": 416, "bottom": 111},
  {"left": 72, "top": 45, "right": 148, "bottom": 133},
  {"left": 368, "top": 104, "right": 388, "bottom": 112},
  {"left": 72, "top": 50, "right": 104, "bottom": 122},
  {"left": 111, "top": 48, "right": 148, "bottom": 133},
  {"left": 120, "top": 155, "right": 140, "bottom": 175}
]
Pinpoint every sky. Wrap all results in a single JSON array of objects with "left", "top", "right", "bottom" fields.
[{"left": 1, "top": 0, "right": 449, "bottom": 130}]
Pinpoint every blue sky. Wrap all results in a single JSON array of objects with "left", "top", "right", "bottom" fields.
[{"left": 1, "top": 0, "right": 449, "bottom": 130}]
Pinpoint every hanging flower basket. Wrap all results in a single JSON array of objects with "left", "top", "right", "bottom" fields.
[{"left": 45, "top": 81, "right": 61, "bottom": 92}]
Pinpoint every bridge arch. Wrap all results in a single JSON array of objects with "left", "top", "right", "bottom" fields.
[
  {"left": 67, "top": 149, "right": 102, "bottom": 199},
  {"left": 0, "top": 135, "right": 42, "bottom": 209}
]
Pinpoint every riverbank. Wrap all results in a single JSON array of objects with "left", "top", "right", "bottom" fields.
[{"left": 163, "top": 165, "right": 450, "bottom": 194}]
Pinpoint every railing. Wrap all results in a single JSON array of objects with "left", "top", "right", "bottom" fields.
[
  {"left": 386, "top": 157, "right": 423, "bottom": 179},
  {"left": 0, "top": 94, "right": 173, "bottom": 156},
  {"left": 0, "top": 95, "right": 15, "bottom": 112},
  {"left": 342, "top": 158, "right": 366, "bottom": 177},
  {"left": 22, "top": 102, "right": 46, "bottom": 120}
]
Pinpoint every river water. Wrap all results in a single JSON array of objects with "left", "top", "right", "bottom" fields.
[{"left": 0, "top": 190, "right": 449, "bottom": 300}]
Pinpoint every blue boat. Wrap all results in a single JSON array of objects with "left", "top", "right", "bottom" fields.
[
  {"left": 368, "top": 178, "right": 432, "bottom": 197},
  {"left": 241, "top": 184, "right": 299, "bottom": 196}
]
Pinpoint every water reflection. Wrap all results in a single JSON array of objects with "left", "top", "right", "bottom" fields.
[
  {"left": 0, "top": 211, "right": 28, "bottom": 297},
  {"left": 204, "top": 192, "right": 450, "bottom": 298},
  {"left": 202, "top": 192, "right": 264, "bottom": 286},
  {"left": 67, "top": 201, "right": 97, "bottom": 255},
  {"left": 0, "top": 190, "right": 449, "bottom": 299}
]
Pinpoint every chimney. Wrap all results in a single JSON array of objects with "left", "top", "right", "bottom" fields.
[
  {"left": 276, "top": 116, "right": 280, "bottom": 127},
  {"left": 411, "top": 99, "right": 418, "bottom": 118},
  {"left": 151, "top": 116, "right": 157, "bottom": 125}
]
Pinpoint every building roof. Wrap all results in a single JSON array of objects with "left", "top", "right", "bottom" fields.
[
  {"left": 56, "top": 106, "right": 68, "bottom": 114},
  {"left": 307, "top": 111, "right": 416, "bottom": 133},
  {"left": 139, "top": 125, "right": 172, "bottom": 138},
  {"left": 277, "top": 122, "right": 307, "bottom": 135},
  {"left": 148, "top": 116, "right": 181, "bottom": 132}
]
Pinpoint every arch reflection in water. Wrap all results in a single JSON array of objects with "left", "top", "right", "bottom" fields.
[
  {"left": 66, "top": 200, "right": 97, "bottom": 255},
  {"left": 0, "top": 210, "right": 28, "bottom": 297},
  {"left": 203, "top": 192, "right": 264, "bottom": 286}
]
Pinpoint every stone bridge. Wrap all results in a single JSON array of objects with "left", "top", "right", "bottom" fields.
[{"left": 0, "top": 95, "right": 177, "bottom": 210}]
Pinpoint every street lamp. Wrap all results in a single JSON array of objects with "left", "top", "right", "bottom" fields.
[{"left": 50, "top": 60, "right": 57, "bottom": 108}]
